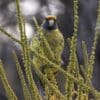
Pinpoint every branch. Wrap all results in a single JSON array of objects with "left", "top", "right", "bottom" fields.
[{"left": 0, "top": 27, "right": 21, "bottom": 44}]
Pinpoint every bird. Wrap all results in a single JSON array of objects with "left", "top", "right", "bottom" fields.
[
  {"left": 32, "top": 15, "right": 64, "bottom": 73},
  {"left": 31, "top": 16, "right": 64, "bottom": 98},
  {"left": 41, "top": 15, "right": 64, "bottom": 65}
]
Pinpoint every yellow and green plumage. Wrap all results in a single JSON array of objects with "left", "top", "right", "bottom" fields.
[
  {"left": 42, "top": 28, "right": 64, "bottom": 65},
  {"left": 31, "top": 15, "right": 64, "bottom": 73}
]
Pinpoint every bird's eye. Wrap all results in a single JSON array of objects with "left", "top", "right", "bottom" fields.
[{"left": 48, "top": 19, "right": 55, "bottom": 27}]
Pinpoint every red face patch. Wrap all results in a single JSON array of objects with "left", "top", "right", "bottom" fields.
[{"left": 46, "top": 15, "right": 56, "bottom": 20}]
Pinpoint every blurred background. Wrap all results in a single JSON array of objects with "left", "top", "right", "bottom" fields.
[{"left": 0, "top": 0, "right": 100, "bottom": 99}]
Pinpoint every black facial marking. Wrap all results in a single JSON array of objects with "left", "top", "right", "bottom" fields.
[{"left": 42, "top": 19, "right": 57, "bottom": 30}]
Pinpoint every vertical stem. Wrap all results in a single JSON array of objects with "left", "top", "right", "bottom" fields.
[
  {"left": 0, "top": 61, "right": 17, "bottom": 100},
  {"left": 15, "top": 0, "right": 42, "bottom": 99}
]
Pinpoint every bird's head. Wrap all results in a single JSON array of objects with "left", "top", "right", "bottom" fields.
[{"left": 42, "top": 15, "right": 57, "bottom": 31}]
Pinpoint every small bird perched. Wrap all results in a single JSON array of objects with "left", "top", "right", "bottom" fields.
[
  {"left": 32, "top": 15, "right": 64, "bottom": 73},
  {"left": 31, "top": 16, "right": 64, "bottom": 98},
  {"left": 41, "top": 15, "right": 64, "bottom": 65}
]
